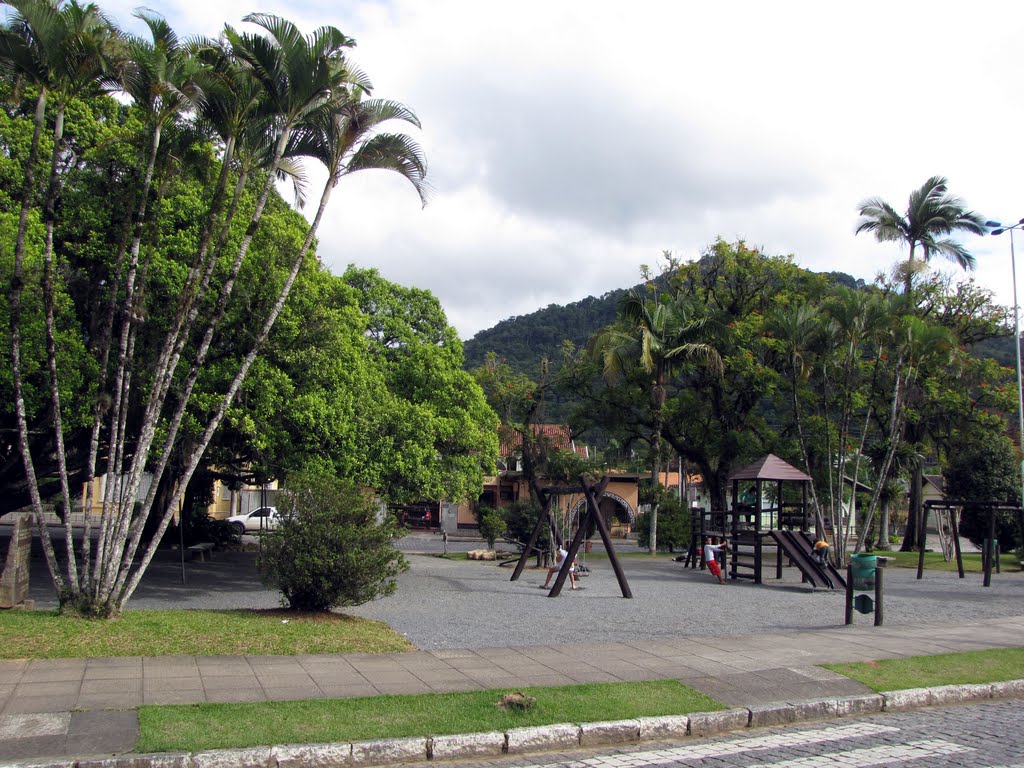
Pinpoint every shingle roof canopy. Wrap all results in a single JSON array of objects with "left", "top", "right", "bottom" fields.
[{"left": 728, "top": 454, "right": 812, "bottom": 482}]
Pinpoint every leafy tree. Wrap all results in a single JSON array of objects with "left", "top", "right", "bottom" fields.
[
  {"left": 258, "top": 471, "right": 408, "bottom": 611},
  {"left": 0, "top": 9, "right": 435, "bottom": 616},
  {"left": 589, "top": 278, "right": 722, "bottom": 553},
  {"left": 945, "top": 432, "right": 1022, "bottom": 551},
  {"left": 634, "top": 491, "right": 690, "bottom": 553},
  {"left": 664, "top": 240, "right": 824, "bottom": 508}
]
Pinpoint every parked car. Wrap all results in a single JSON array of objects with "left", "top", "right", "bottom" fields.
[{"left": 225, "top": 507, "right": 280, "bottom": 535}]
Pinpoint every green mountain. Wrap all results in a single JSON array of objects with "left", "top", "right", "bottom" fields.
[
  {"left": 463, "top": 270, "right": 872, "bottom": 376},
  {"left": 463, "top": 289, "right": 628, "bottom": 377}
]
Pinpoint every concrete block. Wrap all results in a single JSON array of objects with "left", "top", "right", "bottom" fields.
[
  {"left": 350, "top": 737, "right": 427, "bottom": 767},
  {"left": 192, "top": 747, "right": 272, "bottom": 768},
  {"left": 929, "top": 683, "right": 991, "bottom": 706},
  {"left": 429, "top": 731, "right": 505, "bottom": 760},
  {"left": 991, "top": 679, "right": 1024, "bottom": 699},
  {"left": 748, "top": 703, "right": 800, "bottom": 728},
  {"left": 78, "top": 755, "right": 190, "bottom": 768},
  {"left": 274, "top": 742, "right": 352, "bottom": 768},
  {"left": 637, "top": 715, "right": 689, "bottom": 741},
  {"left": 505, "top": 724, "right": 579, "bottom": 754},
  {"left": 687, "top": 708, "right": 749, "bottom": 737},
  {"left": 831, "top": 694, "right": 884, "bottom": 717},
  {"left": 882, "top": 688, "right": 931, "bottom": 712},
  {"left": 578, "top": 719, "right": 640, "bottom": 747},
  {"left": 787, "top": 699, "right": 837, "bottom": 722},
  {"left": 3, "top": 761, "right": 76, "bottom": 768}
]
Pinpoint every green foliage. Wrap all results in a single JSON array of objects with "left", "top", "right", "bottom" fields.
[
  {"left": 186, "top": 513, "right": 240, "bottom": 548},
  {"left": 501, "top": 499, "right": 548, "bottom": 550},
  {"left": 258, "top": 472, "right": 409, "bottom": 611},
  {"left": 635, "top": 493, "right": 690, "bottom": 552},
  {"left": 945, "top": 433, "right": 1022, "bottom": 550},
  {"left": 478, "top": 508, "right": 507, "bottom": 549}
]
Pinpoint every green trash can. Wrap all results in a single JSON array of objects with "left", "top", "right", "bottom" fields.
[{"left": 850, "top": 553, "right": 877, "bottom": 592}]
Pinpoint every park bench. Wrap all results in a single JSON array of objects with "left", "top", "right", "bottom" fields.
[{"left": 186, "top": 542, "right": 215, "bottom": 561}]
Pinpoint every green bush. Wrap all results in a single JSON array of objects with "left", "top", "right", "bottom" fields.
[
  {"left": 502, "top": 500, "right": 550, "bottom": 552},
  {"left": 478, "top": 507, "right": 507, "bottom": 549},
  {"left": 635, "top": 494, "right": 691, "bottom": 552},
  {"left": 187, "top": 513, "right": 239, "bottom": 548},
  {"left": 258, "top": 472, "right": 409, "bottom": 611}
]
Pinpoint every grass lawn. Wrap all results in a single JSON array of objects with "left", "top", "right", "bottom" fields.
[
  {"left": 864, "top": 550, "right": 1022, "bottom": 572},
  {"left": 825, "top": 647, "right": 1024, "bottom": 692},
  {"left": 0, "top": 610, "right": 413, "bottom": 659},
  {"left": 136, "top": 680, "right": 721, "bottom": 753}
]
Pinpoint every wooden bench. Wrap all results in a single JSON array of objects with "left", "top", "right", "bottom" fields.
[{"left": 187, "top": 542, "right": 215, "bottom": 561}]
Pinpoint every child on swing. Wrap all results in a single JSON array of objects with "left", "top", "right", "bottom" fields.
[{"left": 541, "top": 544, "right": 577, "bottom": 590}]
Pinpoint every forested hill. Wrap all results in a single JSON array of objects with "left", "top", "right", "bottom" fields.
[
  {"left": 462, "top": 270, "right": 871, "bottom": 376},
  {"left": 462, "top": 289, "right": 628, "bottom": 376}
]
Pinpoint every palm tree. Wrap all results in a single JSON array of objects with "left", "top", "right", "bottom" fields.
[
  {"left": 0, "top": 0, "right": 119, "bottom": 594},
  {"left": 114, "top": 17, "right": 422, "bottom": 612},
  {"left": 855, "top": 176, "right": 986, "bottom": 298},
  {"left": 855, "top": 177, "right": 985, "bottom": 555},
  {"left": 590, "top": 288, "right": 723, "bottom": 553}
]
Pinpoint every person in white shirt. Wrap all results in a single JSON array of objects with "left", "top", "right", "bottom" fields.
[
  {"left": 703, "top": 537, "right": 728, "bottom": 584},
  {"left": 541, "top": 545, "right": 577, "bottom": 590}
]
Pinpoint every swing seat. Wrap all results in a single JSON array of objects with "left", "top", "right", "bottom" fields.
[{"left": 575, "top": 562, "right": 590, "bottom": 576}]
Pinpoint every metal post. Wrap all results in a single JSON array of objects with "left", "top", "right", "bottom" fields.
[
  {"left": 845, "top": 563, "right": 854, "bottom": 625},
  {"left": 990, "top": 221, "right": 1024, "bottom": 516},
  {"left": 1011, "top": 228, "right": 1024, "bottom": 515},
  {"left": 874, "top": 564, "right": 884, "bottom": 626}
]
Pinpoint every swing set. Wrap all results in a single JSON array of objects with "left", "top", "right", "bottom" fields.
[{"left": 509, "top": 474, "right": 633, "bottom": 598}]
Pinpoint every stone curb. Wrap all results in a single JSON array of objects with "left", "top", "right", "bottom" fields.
[{"left": 4, "top": 679, "right": 1023, "bottom": 768}]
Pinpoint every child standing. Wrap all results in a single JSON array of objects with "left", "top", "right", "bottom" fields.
[{"left": 703, "top": 536, "right": 728, "bottom": 584}]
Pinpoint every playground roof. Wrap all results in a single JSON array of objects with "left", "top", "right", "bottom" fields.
[{"left": 728, "top": 453, "right": 811, "bottom": 482}]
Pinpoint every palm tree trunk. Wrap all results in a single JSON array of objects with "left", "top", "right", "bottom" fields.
[{"left": 115, "top": 158, "right": 338, "bottom": 610}]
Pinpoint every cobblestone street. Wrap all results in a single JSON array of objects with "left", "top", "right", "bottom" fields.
[{"left": 431, "top": 700, "right": 1024, "bottom": 768}]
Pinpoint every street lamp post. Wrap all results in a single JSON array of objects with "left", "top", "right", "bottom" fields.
[{"left": 987, "top": 218, "right": 1024, "bottom": 512}]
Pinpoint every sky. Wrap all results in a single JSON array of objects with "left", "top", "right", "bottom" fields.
[{"left": 95, "top": 0, "right": 1024, "bottom": 339}]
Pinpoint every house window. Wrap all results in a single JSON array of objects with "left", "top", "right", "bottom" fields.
[{"left": 499, "top": 489, "right": 514, "bottom": 501}]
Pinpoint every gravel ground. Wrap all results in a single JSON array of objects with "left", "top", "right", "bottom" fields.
[{"left": 23, "top": 532, "right": 1024, "bottom": 650}]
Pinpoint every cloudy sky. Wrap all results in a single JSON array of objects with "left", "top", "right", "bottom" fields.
[{"left": 98, "top": 0, "right": 1024, "bottom": 339}]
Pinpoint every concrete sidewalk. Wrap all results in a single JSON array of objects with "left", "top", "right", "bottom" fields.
[{"left": 2, "top": 615, "right": 1023, "bottom": 764}]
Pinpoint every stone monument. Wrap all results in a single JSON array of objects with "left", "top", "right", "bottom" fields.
[{"left": 0, "top": 514, "right": 32, "bottom": 608}]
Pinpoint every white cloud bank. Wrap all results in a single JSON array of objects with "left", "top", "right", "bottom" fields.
[{"left": 96, "top": 0, "right": 1024, "bottom": 338}]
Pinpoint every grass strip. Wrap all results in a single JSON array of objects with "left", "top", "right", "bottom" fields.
[
  {"left": 136, "top": 680, "right": 721, "bottom": 753},
  {"left": 863, "top": 550, "right": 1022, "bottom": 572},
  {"left": 825, "top": 647, "right": 1024, "bottom": 692},
  {"left": 0, "top": 610, "right": 412, "bottom": 659}
]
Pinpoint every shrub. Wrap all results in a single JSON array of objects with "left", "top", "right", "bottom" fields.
[
  {"left": 258, "top": 472, "right": 408, "bottom": 611},
  {"left": 502, "top": 499, "right": 548, "bottom": 550},
  {"left": 635, "top": 493, "right": 691, "bottom": 552},
  {"left": 478, "top": 507, "right": 507, "bottom": 549},
  {"left": 188, "top": 513, "right": 239, "bottom": 547}
]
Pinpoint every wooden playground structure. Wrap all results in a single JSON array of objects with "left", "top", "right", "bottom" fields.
[{"left": 683, "top": 454, "right": 847, "bottom": 590}]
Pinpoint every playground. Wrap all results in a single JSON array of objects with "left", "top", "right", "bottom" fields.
[{"left": 20, "top": 533, "right": 1024, "bottom": 652}]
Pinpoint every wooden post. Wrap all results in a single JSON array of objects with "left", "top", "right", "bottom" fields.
[
  {"left": 984, "top": 507, "right": 996, "bottom": 588},
  {"left": 510, "top": 488, "right": 556, "bottom": 582},
  {"left": 952, "top": 506, "right": 964, "bottom": 579},
  {"left": 582, "top": 475, "right": 632, "bottom": 598},
  {"left": 916, "top": 503, "right": 929, "bottom": 580}
]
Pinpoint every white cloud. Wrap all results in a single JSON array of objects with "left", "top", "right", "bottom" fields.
[{"left": 94, "top": 0, "right": 1024, "bottom": 338}]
